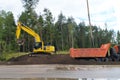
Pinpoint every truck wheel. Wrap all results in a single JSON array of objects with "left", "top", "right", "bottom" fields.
[
  {"left": 104, "top": 57, "right": 109, "bottom": 62},
  {"left": 110, "top": 47, "right": 119, "bottom": 62},
  {"left": 95, "top": 58, "right": 102, "bottom": 62}
]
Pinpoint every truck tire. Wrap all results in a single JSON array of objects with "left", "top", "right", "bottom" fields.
[{"left": 110, "top": 47, "right": 119, "bottom": 61}]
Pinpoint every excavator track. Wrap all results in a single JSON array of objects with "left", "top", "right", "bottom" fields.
[{"left": 28, "top": 52, "right": 51, "bottom": 57}]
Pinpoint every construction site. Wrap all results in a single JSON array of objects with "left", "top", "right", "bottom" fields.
[
  {"left": 1, "top": 0, "right": 120, "bottom": 79},
  {"left": 0, "top": 0, "right": 120, "bottom": 65},
  {"left": 1, "top": 42, "right": 120, "bottom": 65},
  {"left": 0, "top": 22, "right": 120, "bottom": 65}
]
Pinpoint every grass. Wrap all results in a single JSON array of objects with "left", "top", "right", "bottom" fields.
[
  {"left": 0, "top": 52, "right": 28, "bottom": 61},
  {"left": 0, "top": 51, "right": 69, "bottom": 61},
  {"left": 56, "top": 51, "right": 69, "bottom": 54}
]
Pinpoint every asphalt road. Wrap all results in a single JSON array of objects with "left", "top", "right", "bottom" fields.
[{"left": 0, "top": 65, "right": 120, "bottom": 78}]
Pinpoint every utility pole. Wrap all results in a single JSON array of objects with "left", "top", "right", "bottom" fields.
[{"left": 86, "top": 0, "right": 94, "bottom": 47}]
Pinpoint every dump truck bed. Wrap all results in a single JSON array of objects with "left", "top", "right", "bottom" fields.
[{"left": 70, "top": 43, "right": 111, "bottom": 58}]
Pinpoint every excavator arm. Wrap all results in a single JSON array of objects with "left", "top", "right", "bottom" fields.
[{"left": 16, "top": 22, "right": 41, "bottom": 42}]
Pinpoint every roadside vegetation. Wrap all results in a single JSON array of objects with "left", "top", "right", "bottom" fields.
[
  {"left": 0, "top": 52, "right": 28, "bottom": 61},
  {"left": 56, "top": 51, "right": 69, "bottom": 54}
]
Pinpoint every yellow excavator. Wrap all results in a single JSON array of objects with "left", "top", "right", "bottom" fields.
[{"left": 16, "top": 22, "right": 55, "bottom": 54}]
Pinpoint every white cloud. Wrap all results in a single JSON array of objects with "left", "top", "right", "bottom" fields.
[
  {"left": 0, "top": 0, "right": 24, "bottom": 21},
  {"left": 84, "top": 0, "right": 119, "bottom": 31},
  {"left": 36, "top": 0, "right": 87, "bottom": 22},
  {"left": 112, "top": 0, "right": 120, "bottom": 31}
]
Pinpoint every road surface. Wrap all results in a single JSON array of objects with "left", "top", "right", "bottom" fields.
[{"left": 0, "top": 65, "right": 120, "bottom": 78}]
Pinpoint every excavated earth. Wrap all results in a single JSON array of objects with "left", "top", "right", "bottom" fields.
[{"left": 1, "top": 54, "right": 120, "bottom": 65}]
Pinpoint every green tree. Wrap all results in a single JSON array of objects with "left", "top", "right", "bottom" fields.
[
  {"left": 66, "top": 17, "right": 76, "bottom": 48},
  {"left": 54, "top": 13, "right": 66, "bottom": 50},
  {"left": 18, "top": 0, "right": 39, "bottom": 52},
  {"left": 36, "top": 15, "right": 44, "bottom": 41},
  {"left": 4, "top": 12, "right": 16, "bottom": 52},
  {"left": 22, "top": 0, "right": 39, "bottom": 10},
  {"left": 75, "top": 22, "right": 86, "bottom": 48},
  {"left": 116, "top": 31, "right": 120, "bottom": 44},
  {"left": 42, "top": 8, "right": 54, "bottom": 45},
  {"left": 0, "top": 10, "right": 16, "bottom": 52}
]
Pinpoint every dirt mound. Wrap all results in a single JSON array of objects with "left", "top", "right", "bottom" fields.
[
  {"left": 8, "top": 54, "right": 79, "bottom": 65},
  {"left": 7, "top": 54, "right": 120, "bottom": 65}
]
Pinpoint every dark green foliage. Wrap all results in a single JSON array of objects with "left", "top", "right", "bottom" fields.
[
  {"left": 54, "top": 13, "right": 66, "bottom": 50},
  {"left": 116, "top": 31, "right": 120, "bottom": 44},
  {"left": 0, "top": 10, "right": 16, "bottom": 53},
  {"left": 42, "top": 8, "right": 54, "bottom": 45},
  {"left": 22, "top": 0, "right": 39, "bottom": 10}
]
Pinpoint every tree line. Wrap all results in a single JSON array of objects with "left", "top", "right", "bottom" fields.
[{"left": 0, "top": 0, "right": 120, "bottom": 53}]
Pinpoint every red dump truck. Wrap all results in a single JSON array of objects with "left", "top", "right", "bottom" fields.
[{"left": 70, "top": 43, "right": 120, "bottom": 61}]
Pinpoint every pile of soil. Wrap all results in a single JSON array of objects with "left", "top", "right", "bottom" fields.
[
  {"left": 8, "top": 54, "right": 79, "bottom": 65},
  {"left": 6, "top": 54, "right": 120, "bottom": 65}
]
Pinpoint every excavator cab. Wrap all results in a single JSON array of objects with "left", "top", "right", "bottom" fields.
[{"left": 34, "top": 42, "right": 42, "bottom": 49}]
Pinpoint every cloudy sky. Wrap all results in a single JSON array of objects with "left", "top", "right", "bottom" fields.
[{"left": 0, "top": 0, "right": 120, "bottom": 31}]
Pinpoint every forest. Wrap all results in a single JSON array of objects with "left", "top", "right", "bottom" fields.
[{"left": 0, "top": 0, "right": 120, "bottom": 54}]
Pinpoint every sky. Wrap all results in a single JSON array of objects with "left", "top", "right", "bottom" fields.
[{"left": 0, "top": 0, "right": 120, "bottom": 31}]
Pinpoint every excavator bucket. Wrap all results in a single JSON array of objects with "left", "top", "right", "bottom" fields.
[{"left": 70, "top": 43, "right": 111, "bottom": 58}]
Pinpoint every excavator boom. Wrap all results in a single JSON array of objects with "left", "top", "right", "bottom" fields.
[{"left": 16, "top": 22, "right": 41, "bottom": 42}]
